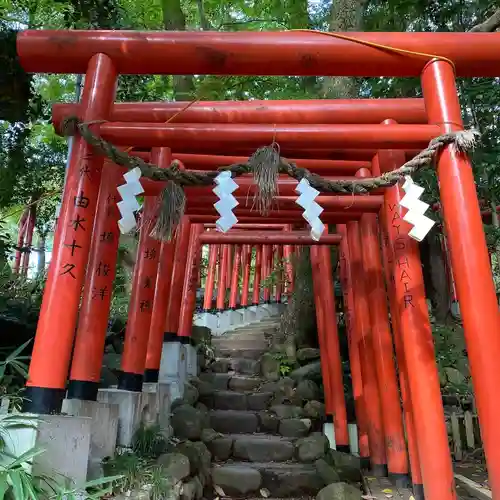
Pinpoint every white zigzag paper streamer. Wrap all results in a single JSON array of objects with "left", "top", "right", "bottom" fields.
[
  {"left": 295, "top": 178, "right": 325, "bottom": 241},
  {"left": 400, "top": 175, "right": 436, "bottom": 242},
  {"left": 117, "top": 167, "right": 144, "bottom": 234},
  {"left": 213, "top": 171, "right": 238, "bottom": 232}
]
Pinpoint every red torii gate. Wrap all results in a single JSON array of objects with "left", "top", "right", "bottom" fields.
[{"left": 16, "top": 29, "right": 500, "bottom": 500}]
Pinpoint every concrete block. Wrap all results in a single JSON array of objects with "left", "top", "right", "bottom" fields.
[
  {"left": 193, "top": 312, "right": 218, "bottom": 330},
  {"left": 348, "top": 423, "right": 359, "bottom": 455},
  {"left": 0, "top": 413, "right": 91, "bottom": 488},
  {"left": 242, "top": 308, "right": 257, "bottom": 324},
  {"left": 140, "top": 390, "right": 158, "bottom": 427},
  {"left": 323, "top": 421, "right": 336, "bottom": 450},
  {"left": 97, "top": 388, "right": 142, "bottom": 448},
  {"left": 186, "top": 343, "right": 198, "bottom": 377},
  {"left": 61, "top": 399, "right": 118, "bottom": 478},
  {"left": 215, "top": 311, "right": 232, "bottom": 335},
  {"left": 157, "top": 383, "right": 172, "bottom": 435},
  {"left": 159, "top": 341, "right": 187, "bottom": 401}
]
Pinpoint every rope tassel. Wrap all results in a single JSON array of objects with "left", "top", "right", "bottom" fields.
[
  {"left": 249, "top": 144, "right": 280, "bottom": 215},
  {"left": 149, "top": 180, "right": 187, "bottom": 242}
]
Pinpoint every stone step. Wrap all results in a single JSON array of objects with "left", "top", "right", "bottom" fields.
[
  {"left": 216, "top": 348, "right": 266, "bottom": 360},
  {"left": 228, "top": 375, "right": 264, "bottom": 392},
  {"left": 211, "top": 462, "right": 324, "bottom": 497},
  {"left": 200, "top": 390, "right": 274, "bottom": 411},
  {"left": 209, "top": 409, "right": 259, "bottom": 434},
  {"left": 212, "top": 338, "right": 270, "bottom": 351},
  {"left": 231, "top": 433, "right": 296, "bottom": 462}
]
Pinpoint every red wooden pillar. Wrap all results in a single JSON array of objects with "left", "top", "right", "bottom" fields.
[
  {"left": 203, "top": 244, "right": 219, "bottom": 311},
  {"left": 226, "top": 245, "right": 233, "bottom": 292},
  {"left": 252, "top": 246, "right": 262, "bottom": 305},
  {"left": 24, "top": 53, "right": 117, "bottom": 414},
  {"left": 144, "top": 236, "right": 175, "bottom": 383},
  {"left": 178, "top": 224, "right": 204, "bottom": 339},
  {"left": 144, "top": 146, "right": 176, "bottom": 384},
  {"left": 262, "top": 244, "right": 271, "bottom": 303},
  {"left": 338, "top": 224, "right": 370, "bottom": 462},
  {"left": 378, "top": 145, "right": 455, "bottom": 500},
  {"left": 67, "top": 161, "right": 122, "bottom": 400},
  {"left": 216, "top": 244, "right": 230, "bottom": 311},
  {"left": 358, "top": 170, "right": 409, "bottom": 484},
  {"left": 422, "top": 61, "right": 500, "bottom": 498},
  {"left": 347, "top": 221, "right": 387, "bottom": 476},
  {"left": 229, "top": 245, "right": 242, "bottom": 309},
  {"left": 275, "top": 245, "right": 284, "bottom": 303},
  {"left": 240, "top": 245, "right": 251, "bottom": 307},
  {"left": 311, "top": 240, "right": 349, "bottom": 451},
  {"left": 165, "top": 216, "right": 192, "bottom": 337},
  {"left": 119, "top": 149, "right": 167, "bottom": 391},
  {"left": 373, "top": 154, "right": 423, "bottom": 498}
]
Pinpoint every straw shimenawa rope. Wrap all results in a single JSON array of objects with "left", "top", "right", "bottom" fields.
[{"left": 60, "top": 116, "right": 479, "bottom": 240}]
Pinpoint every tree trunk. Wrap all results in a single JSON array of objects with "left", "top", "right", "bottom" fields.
[
  {"left": 161, "top": 0, "right": 194, "bottom": 100},
  {"left": 322, "top": 0, "right": 367, "bottom": 98},
  {"left": 36, "top": 232, "right": 46, "bottom": 276}
]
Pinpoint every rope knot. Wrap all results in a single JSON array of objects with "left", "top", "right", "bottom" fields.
[{"left": 60, "top": 116, "right": 81, "bottom": 137}]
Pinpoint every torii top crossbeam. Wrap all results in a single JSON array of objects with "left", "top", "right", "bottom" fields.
[{"left": 17, "top": 30, "right": 500, "bottom": 77}]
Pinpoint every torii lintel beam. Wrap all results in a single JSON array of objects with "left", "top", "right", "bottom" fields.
[
  {"left": 18, "top": 30, "right": 500, "bottom": 77},
  {"left": 52, "top": 98, "right": 427, "bottom": 127},
  {"left": 199, "top": 232, "right": 342, "bottom": 245}
]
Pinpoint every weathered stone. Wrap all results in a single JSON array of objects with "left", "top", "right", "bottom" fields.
[
  {"left": 100, "top": 366, "right": 118, "bottom": 388},
  {"left": 207, "top": 436, "right": 234, "bottom": 461},
  {"left": 174, "top": 441, "right": 211, "bottom": 475},
  {"left": 260, "top": 352, "right": 280, "bottom": 381},
  {"left": 259, "top": 462, "right": 325, "bottom": 497},
  {"left": 247, "top": 392, "right": 273, "bottom": 411},
  {"left": 181, "top": 479, "right": 197, "bottom": 500},
  {"left": 290, "top": 361, "right": 322, "bottom": 382},
  {"left": 199, "top": 372, "right": 231, "bottom": 390},
  {"left": 195, "top": 401, "right": 209, "bottom": 414},
  {"left": 444, "top": 367, "right": 466, "bottom": 385},
  {"left": 279, "top": 418, "right": 311, "bottom": 437},
  {"left": 191, "top": 325, "right": 211, "bottom": 344},
  {"left": 297, "top": 348, "right": 321, "bottom": 364},
  {"left": 228, "top": 375, "right": 262, "bottom": 392},
  {"left": 315, "top": 458, "right": 341, "bottom": 485},
  {"left": 200, "top": 427, "right": 221, "bottom": 443},
  {"left": 270, "top": 404, "right": 305, "bottom": 419},
  {"left": 327, "top": 450, "right": 362, "bottom": 483},
  {"left": 191, "top": 476, "right": 203, "bottom": 500},
  {"left": 211, "top": 465, "right": 262, "bottom": 495},
  {"left": 183, "top": 383, "right": 199, "bottom": 406},
  {"left": 156, "top": 452, "right": 191, "bottom": 482},
  {"left": 233, "top": 435, "right": 295, "bottom": 462},
  {"left": 114, "top": 490, "right": 150, "bottom": 500},
  {"left": 296, "top": 433, "right": 329, "bottom": 462},
  {"left": 211, "top": 358, "right": 231, "bottom": 373},
  {"left": 316, "top": 482, "right": 362, "bottom": 500},
  {"left": 304, "top": 400, "right": 326, "bottom": 419},
  {"left": 213, "top": 390, "right": 247, "bottom": 411},
  {"left": 190, "top": 378, "right": 214, "bottom": 397},
  {"left": 197, "top": 353, "right": 207, "bottom": 371},
  {"left": 209, "top": 410, "right": 259, "bottom": 434},
  {"left": 171, "top": 404, "right": 206, "bottom": 440},
  {"left": 102, "top": 352, "right": 121, "bottom": 371},
  {"left": 295, "top": 380, "right": 320, "bottom": 403},
  {"left": 258, "top": 410, "right": 280, "bottom": 433},
  {"left": 230, "top": 358, "right": 261, "bottom": 375}
]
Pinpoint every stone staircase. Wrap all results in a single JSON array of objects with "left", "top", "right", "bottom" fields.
[{"left": 193, "top": 317, "right": 344, "bottom": 499}]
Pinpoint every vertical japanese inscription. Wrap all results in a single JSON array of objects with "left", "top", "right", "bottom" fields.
[{"left": 388, "top": 201, "right": 415, "bottom": 309}]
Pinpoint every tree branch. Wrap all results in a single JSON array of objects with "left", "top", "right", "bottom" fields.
[{"left": 470, "top": 8, "right": 500, "bottom": 32}]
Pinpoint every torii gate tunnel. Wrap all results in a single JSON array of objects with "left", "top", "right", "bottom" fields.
[{"left": 16, "top": 29, "right": 500, "bottom": 500}]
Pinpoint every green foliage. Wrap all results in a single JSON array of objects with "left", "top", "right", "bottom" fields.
[
  {"left": 132, "top": 423, "right": 168, "bottom": 459},
  {"left": 271, "top": 352, "right": 295, "bottom": 376}
]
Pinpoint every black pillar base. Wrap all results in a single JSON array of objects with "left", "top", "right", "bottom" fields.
[
  {"left": 336, "top": 444, "right": 351, "bottom": 453},
  {"left": 67, "top": 380, "right": 99, "bottom": 401},
  {"left": 143, "top": 369, "right": 159, "bottom": 383},
  {"left": 22, "top": 386, "right": 66, "bottom": 414},
  {"left": 360, "top": 457, "right": 371, "bottom": 470},
  {"left": 371, "top": 463, "right": 389, "bottom": 478},
  {"left": 216, "top": 308, "right": 224, "bottom": 313},
  {"left": 117, "top": 371, "right": 143, "bottom": 392},
  {"left": 412, "top": 484, "right": 425, "bottom": 500},
  {"left": 177, "top": 336, "right": 191, "bottom": 345},
  {"left": 390, "top": 473, "right": 410, "bottom": 489},
  {"left": 163, "top": 331, "right": 179, "bottom": 343}
]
